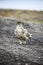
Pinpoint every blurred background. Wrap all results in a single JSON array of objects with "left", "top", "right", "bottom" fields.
[{"left": 0, "top": 0, "right": 43, "bottom": 23}]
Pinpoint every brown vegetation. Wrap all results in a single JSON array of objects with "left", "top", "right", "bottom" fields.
[{"left": 0, "top": 9, "right": 43, "bottom": 23}]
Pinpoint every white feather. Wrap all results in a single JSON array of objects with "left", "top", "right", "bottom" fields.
[{"left": 15, "top": 23, "right": 32, "bottom": 44}]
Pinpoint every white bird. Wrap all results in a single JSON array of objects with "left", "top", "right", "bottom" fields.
[{"left": 14, "top": 21, "right": 32, "bottom": 44}]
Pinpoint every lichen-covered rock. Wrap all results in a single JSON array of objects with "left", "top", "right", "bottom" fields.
[{"left": 0, "top": 18, "right": 43, "bottom": 65}]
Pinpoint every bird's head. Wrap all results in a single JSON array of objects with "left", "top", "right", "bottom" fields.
[{"left": 17, "top": 21, "right": 22, "bottom": 25}]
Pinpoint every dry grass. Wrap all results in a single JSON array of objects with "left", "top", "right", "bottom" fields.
[{"left": 0, "top": 9, "right": 43, "bottom": 23}]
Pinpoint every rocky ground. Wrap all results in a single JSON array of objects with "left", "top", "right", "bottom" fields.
[{"left": 0, "top": 18, "right": 43, "bottom": 65}]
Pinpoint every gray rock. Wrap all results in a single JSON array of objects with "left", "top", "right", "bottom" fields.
[{"left": 0, "top": 18, "right": 43, "bottom": 65}]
